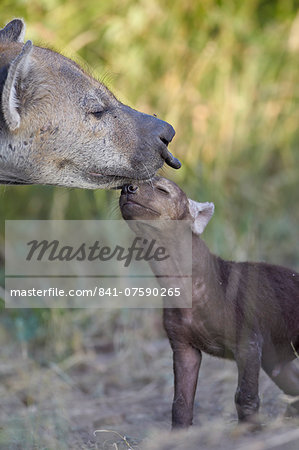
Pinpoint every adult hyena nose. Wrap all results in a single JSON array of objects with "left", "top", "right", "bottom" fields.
[
  {"left": 123, "top": 105, "right": 181, "bottom": 170},
  {"left": 159, "top": 122, "right": 175, "bottom": 147},
  {"left": 158, "top": 123, "right": 181, "bottom": 169}
]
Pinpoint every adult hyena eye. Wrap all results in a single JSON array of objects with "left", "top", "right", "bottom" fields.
[{"left": 90, "top": 110, "right": 105, "bottom": 119}]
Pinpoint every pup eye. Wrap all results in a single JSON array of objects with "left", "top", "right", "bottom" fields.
[{"left": 156, "top": 186, "right": 169, "bottom": 195}]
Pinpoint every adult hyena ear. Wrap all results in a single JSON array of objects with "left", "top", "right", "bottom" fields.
[
  {"left": 2, "top": 40, "right": 33, "bottom": 131},
  {"left": 188, "top": 199, "right": 215, "bottom": 235},
  {"left": 0, "top": 19, "right": 26, "bottom": 43}
]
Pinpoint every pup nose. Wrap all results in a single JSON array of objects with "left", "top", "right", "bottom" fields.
[
  {"left": 128, "top": 185, "right": 138, "bottom": 193},
  {"left": 122, "top": 184, "right": 138, "bottom": 194}
]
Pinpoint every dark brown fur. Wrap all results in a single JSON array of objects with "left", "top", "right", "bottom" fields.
[{"left": 120, "top": 177, "right": 299, "bottom": 428}]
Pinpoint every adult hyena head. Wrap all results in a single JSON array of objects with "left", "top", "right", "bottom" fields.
[{"left": 0, "top": 19, "right": 180, "bottom": 188}]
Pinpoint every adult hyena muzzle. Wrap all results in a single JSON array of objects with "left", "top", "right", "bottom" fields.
[{"left": 123, "top": 105, "right": 180, "bottom": 170}]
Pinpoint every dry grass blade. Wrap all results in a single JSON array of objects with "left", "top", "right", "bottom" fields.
[
  {"left": 291, "top": 341, "right": 299, "bottom": 359},
  {"left": 94, "top": 429, "right": 140, "bottom": 450}
]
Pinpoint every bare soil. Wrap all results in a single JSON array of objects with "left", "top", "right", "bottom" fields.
[{"left": 0, "top": 333, "right": 299, "bottom": 450}]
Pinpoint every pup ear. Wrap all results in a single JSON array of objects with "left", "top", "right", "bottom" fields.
[
  {"left": 0, "top": 19, "right": 26, "bottom": 43},
  {"left": 2, "top": 40, "right": 33, "bottom": 131},
  {"left": 188, "top": 199, "right": 214, "bottom": 235}
]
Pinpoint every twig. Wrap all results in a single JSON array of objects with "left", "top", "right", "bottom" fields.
[
  {"left": 94, "top": 429, "right": 138, "bottom": 450},
  {"left": 291, "top": 341, "right": 299, "bottom": 359}
]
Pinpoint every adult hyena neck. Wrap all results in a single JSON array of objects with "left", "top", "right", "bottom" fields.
[{"left": 0, "top": 136, "right": 32, "bottom": 184}]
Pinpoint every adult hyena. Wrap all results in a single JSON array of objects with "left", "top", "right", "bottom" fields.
[{"left": 0, "top": 19, "right": 180, "bottom": 188}]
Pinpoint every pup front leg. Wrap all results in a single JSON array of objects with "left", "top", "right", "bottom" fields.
[
  {"left": 172, "top": 345, "right": 202, "bottom": 429},
  {"left": 234, "top": 335, "right": 262, "bottom": 423}
]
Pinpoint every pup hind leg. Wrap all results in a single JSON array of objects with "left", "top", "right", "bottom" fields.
[
  {"left": 263, "top": 358, "right": 299, "bottom": 396},
  {"left": 263, "top": 359, "right": 299, "bottom": 416}
]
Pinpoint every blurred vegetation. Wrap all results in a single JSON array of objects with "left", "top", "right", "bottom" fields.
[{"left": 0, "top": 0, "right": 298, "bottom": 358}]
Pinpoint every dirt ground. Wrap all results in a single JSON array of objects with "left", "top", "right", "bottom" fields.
[{"left": 1, "top": 329, "right": 299, "bottom": 450}]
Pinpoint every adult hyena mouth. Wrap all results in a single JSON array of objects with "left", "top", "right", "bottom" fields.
[
  {"left": 87, "top": 172, "right": 148, "bottom": 189},
  {"left": 162, "top": 148, "right": 181, "bottom": 169},
  {"left": 87, "top": 141, "right": 181, "bottom": 188},
  {"left": 88, "top": 153, "right": 181, "bottom": 187}
]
